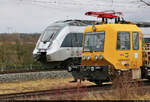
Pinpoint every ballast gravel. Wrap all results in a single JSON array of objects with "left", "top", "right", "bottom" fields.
[{"left": 0, "top": 71, "right": 72, "bottom": 83}]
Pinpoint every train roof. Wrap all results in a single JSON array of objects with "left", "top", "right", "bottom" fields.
[
  {"left": 47, "top": 20, "right": 150, "bottom": 34},
  {"left": 135, "top": 22, "right": 150, "bottom": 27},
  {"left": 54, "top": 20, "right": 97, "bottom": 26},
  {"left": 55, "top": 20, "right": 150, "bottom": 27},
  {"left": 84, "top": 24, "right": 141, "bottom": 33}
]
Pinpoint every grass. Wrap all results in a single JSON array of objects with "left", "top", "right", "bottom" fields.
[
  {"left": 82, "top": 72, "right": 150, "bottom": 100},
  {"left": 0, "top": 33, "right": 42, "bottom": 71},
  {"left": 0, "top": 77, "right": 94, "bottom": 95},
  {"left": 81, "top": 91, "right": 150, "bottom": 100}
]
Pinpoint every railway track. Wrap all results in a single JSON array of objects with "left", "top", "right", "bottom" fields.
[
  {"left": 0, "top": 84, "right": 109, "bottom": 100},
  {"left": 0, "top": 69, "right": 65, "bottom": 75},
  {"left": 1, "top": 80, "right": 150, "bottom": 100}
]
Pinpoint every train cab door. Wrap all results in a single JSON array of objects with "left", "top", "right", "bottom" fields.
[
  {"left": 130, "top": 32, "right": 141, "bottom": 69},
  {"left": 116, "top": 32, "right": 131, "bottom": 69},
  {"left": 130, "top": 31, "right": 142, "bottom": 79},
  {"left": 116, "top": 31, "right": 142, "bottom": 79}
]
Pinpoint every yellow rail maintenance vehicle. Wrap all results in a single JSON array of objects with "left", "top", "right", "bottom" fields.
[
  {"left": 68, "top": 11, "right": 150, "bottom": 85},
  {"left": 143, "top": 41, "right": 150, "bottom": 66}
]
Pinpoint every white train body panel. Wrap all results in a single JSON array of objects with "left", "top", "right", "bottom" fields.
[
  {"left": 46, "top": 26, "right": 84, "bottom": 61},
  {"left": 33, "top": 20, "right": 87, "bottom": 64}
]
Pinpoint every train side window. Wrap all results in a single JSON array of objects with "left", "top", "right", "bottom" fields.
[
  {"left": 117, "top": 32, "right": 130, "bottom": 50},
  {"left": 61, "top": 33, "right": 83, "bottom": 47},
  {"left": 61, "top": 33, "right": 72, "bottom": 47},
  {"left": 132, "top": 32, "right": 139, "bottom": 50},
  {"left": 73, "top": 33, "right": 83, "bottom": 47}
]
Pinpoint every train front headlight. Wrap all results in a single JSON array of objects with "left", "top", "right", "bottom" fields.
[
  {"left": 99, "top": 55, "right": 103, "bottom": 60},
  {"left": 94, "top": 55, "right": 98, "bottom": 60},
  {"left": 82, "top": 56, "right": 86, "bottom": 60},
  {"left": 87, "top": 56, "right": 90, "bottom": 60}
]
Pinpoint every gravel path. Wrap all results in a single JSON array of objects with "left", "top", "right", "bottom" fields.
[{"left": 0, "top": 71, "right": 72, "bottom": 83}]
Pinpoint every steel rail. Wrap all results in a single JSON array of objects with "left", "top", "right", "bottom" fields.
[{"left": 0, "top": 80, "right": 150, "bottom": 100}]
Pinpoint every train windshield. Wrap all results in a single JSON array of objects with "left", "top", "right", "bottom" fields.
[
  {"left": 41, "top": 24, "right": 65, "bottom": 42},
  {"left": 84, "top": 31, "right": 105, "bottom": 52}
]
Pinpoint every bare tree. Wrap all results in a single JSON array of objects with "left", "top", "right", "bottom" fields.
[{"left": 140, "top": 0, "right": 150, "bottom": 6}]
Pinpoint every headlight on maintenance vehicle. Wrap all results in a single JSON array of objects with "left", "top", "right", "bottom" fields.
[
  {"left": 99, "top": 55, "right": 103, "bottom": 60},
  {"left": 94, "top": 55, "right": 98, "bottom": 60},
  {"left": 82, "top": 56, "right": 86, "bottom": 60},
  {"left": 87, "top": 56, "right": 90, "bottom": 60}
]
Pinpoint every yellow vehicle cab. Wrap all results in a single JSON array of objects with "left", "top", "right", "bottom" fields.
[
  {"left": 68, "top": 11, "right": 150, "bottom": 85},
  {"left": 82, "top": 24, "right": 142, "bottom": 70}
]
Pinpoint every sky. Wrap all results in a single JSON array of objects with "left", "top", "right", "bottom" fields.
[{"left": 0, "top": 0, "right": 150, "bottom": 33}]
